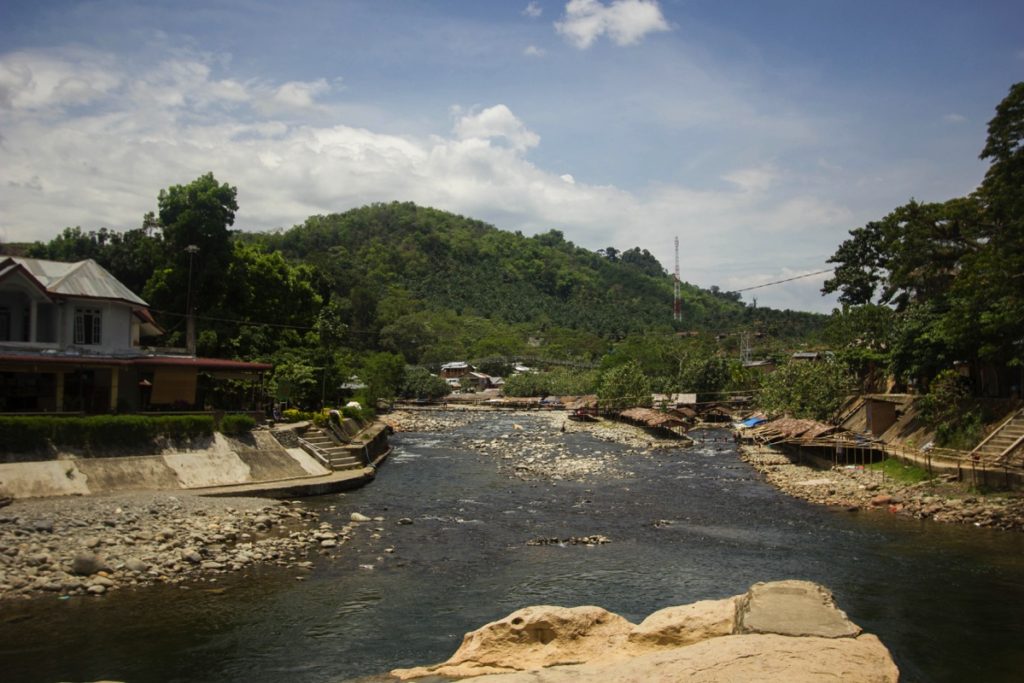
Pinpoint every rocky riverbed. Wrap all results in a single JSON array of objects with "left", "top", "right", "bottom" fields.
[
  {"left": 389, "top": 408, "right": 693, "bottom": 483},
  {"left": 0, "top": 492, "right": 390, "bottom": 601},
  {"left": 742, "top": 445, "right": 1024, "bottom": 532}
]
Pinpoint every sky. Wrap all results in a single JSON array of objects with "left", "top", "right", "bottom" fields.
[{"left": 1, "top": 1, "right": 1021, "bottom": 313}]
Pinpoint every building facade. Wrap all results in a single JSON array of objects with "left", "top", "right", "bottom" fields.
[{"left": 0, "top": 256, "right": 269, "bottom": 413}]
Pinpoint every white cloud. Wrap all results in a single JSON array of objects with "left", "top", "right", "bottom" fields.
[
  {"left": 555, "top": 0, "right": 670, "bottom": 49},
  {"left": 0, "top": 46, "right": 852, "bottom": 312},
  {"left": 943, "top": 113, "right": 967, "bottom": 124},
  {"left": 0, "top": 49, "right": 121, "bottom": 110},
  {"left": 722, "top": 166, "right": 778, "bottom": 193},
  {"left": 524, "top": 45, "right": 547, "bottom": 57},
  {"left": 523, "top": 2, "right": 543, "bottom": 18},
  {"left": 453, "top": 104, "right": 540, "bottom": 151},
  {"left": 273, "top": 78, "right": 330, "bottom": 108}
]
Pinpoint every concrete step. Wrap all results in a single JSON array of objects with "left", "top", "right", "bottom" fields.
[{"left": 329, "top": 459, "right": 364, "bottom": 471}]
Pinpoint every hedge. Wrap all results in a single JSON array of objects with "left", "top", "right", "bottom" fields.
[
  {"left": 219, "top": 414, "right": 256, "bottom": 436},
  {"left": 0, "top": 415, "right": 215, "bottom": 454}
]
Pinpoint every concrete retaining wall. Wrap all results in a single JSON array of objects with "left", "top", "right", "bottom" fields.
[{"left": 0, "top": 432, "right": 331, "bottom": 500}]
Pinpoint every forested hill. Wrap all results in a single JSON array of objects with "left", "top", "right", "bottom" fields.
[
  {"left": 244, "top": 201, "right": 824, "bottom": 343},
  {"left": 12, "top": 196, "right": 825, "bottom": 368}
]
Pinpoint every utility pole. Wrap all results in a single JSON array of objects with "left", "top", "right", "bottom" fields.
[
  {"left": 673, "top": 236, "right": 681, "bottom": 323},
  {"left": 185, "top": 244, "right": 200, "bottom": 356}
]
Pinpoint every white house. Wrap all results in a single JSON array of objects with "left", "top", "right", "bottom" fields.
[{"left": 0, "top": 256, "right": 269, "bottom": 413}]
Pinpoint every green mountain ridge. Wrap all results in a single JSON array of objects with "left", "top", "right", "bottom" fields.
[{"left": 245, "top": 201, "right": 825, "bottom": 352}]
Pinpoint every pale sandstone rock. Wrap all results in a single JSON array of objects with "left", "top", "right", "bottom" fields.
[
  {"left": 443, "top": 633, "right": 899, "bottom": 683},
  {"left": 392, "top": 581, "right": 898, "bottom": 682},
  {"left": 394, "top": 605, "right": 635, "bottom": 679},
  {"left": 628, "top": 597, "right": 738, "bottom": 649}
]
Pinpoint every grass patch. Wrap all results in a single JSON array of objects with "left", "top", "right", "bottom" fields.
[{"left": 868, "top": 458, "right": 933, "bottom": 484}]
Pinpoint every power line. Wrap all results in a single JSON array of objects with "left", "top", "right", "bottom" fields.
[
  {"left": 150, "top": 308, "right": 317, "bottom": 332},
  {"left": 733, "top": 268, "right": 834, "bottom": 293}
]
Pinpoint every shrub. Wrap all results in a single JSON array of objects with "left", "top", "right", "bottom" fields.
[
  {"left": 0, "top": 414, "right": 214, "bottom": 455},
  {"left": 219, "top": 414, "right": 256, "bottom": 436},
  {"left": 281, "top": 408, "right": 316, "bottom": 423}
]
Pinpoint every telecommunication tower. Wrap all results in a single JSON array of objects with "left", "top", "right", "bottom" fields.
[{"left": 673, "top": 236, "right": 682, "bottom": 322}]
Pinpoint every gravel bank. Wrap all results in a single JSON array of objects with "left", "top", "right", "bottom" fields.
[
  {"left": 0, "top": 492, "right": 386, "bottom": 601},
  {"left": 384, "top": 409, "right": 691, "bottom": 483},
  {"left": 741, "top": 445, "right": 1024, "bottom": 532}
]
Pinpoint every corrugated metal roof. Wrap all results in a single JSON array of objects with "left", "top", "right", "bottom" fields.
[{"left": 4, "top": 257, "right": 147, "bottom": 306}]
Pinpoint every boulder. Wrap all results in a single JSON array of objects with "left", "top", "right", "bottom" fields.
[
  {"left": 392, "top": 581, "right": 898, "bottom": 682},
  {"left": 71, "top": 552, "right": 109, "bottom": 576},
  {"left": 394, "top": 605, "right": 635, "bottom": 679},
  {"left": 628, "top": 597, "right": 738, "bottom": 648}
]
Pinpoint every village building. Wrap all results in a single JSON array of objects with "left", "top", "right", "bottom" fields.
[
  {"left": 440, "top": 361, "right": 474, "bottom": 379},
  {"left": 0, "top": 256, "right": 270, "bottom": 413}
]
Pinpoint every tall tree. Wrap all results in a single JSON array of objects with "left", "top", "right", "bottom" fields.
[{"left": 147, "top": 173, "right": 238, "bottom": 322}]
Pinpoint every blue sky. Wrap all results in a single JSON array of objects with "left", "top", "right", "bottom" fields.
[{"left": 1, "top": 1, "right": 1022, "bottom": 312}]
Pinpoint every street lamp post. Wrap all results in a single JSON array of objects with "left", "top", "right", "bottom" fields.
[{"left": 185, "top": 244, "right": 200, "bottom": 355}]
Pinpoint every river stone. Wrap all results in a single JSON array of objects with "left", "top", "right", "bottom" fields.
[
  {"left": 737, "top": 580, "right": 861, "bottom": 639},
  {"left": 350, "top": 512, "right": 372, "bottom": 522},
  {"left": 71, "top": 552, "right": 109, "bottom": 576},
  {"left": 32, "top": 518, "right": 54, "bottom": 533},
  {"left": 181, "top": 549, "right": 203, "bottom": 564},
  {"left": 125, "top": 557, "right": 149, "bottom": 573}
]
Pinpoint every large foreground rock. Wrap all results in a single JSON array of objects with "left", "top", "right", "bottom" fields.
[{"left": 392, "top": 580, "right": 899, "bottom": 682}]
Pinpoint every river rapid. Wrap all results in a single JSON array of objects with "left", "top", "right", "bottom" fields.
[{"left": 1, "top": 410, "right": 1022, "bottom": 682}]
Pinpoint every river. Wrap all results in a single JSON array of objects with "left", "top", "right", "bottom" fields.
[{"left": 1, "top": 410, "right": 1022, "bottom": 682}]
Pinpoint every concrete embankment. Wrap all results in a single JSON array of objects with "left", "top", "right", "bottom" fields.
[
  {"left": 392, "top": 580, "right": 900, "bottom": 682},
  {"left": 0, "top": 422, "right": 391, "bottom": 501}
]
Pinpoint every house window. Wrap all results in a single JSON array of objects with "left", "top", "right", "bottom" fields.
[
  {"left": 0, "top": 307, "right": 9, "bottom": 341},
  {"left": 75, "top": 308, "right": 102, "bottom": 345}
]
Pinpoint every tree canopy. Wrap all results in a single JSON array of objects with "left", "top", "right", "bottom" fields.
[{"left": 822, "top": 82, "right": 1024, "bottom": 392}]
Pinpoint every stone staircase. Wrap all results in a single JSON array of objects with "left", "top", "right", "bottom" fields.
[
  {"left": 298, "top": 427, "right": 365, "bottom": 472},
  {"left": 971, "top": 409, "right": 1024, "bottom": 467}
]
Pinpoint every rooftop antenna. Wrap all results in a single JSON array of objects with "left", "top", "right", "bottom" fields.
[{"left": 673, "top": 236, "right": 681, "bottom": 322}]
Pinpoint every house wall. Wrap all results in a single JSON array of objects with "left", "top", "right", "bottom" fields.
[{"left": 59, "top": 299, "right": 135, "bottom": 353}]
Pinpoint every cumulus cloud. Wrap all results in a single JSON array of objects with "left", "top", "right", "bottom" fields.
[
  {"left": 555, "top": 0, "right": 670, "bottom": 49},
  {"left": 524, "top": 45, "right": 546, "bottom": 57},
  {"left": 273, "top": 78, "right": 330, "bottom": 108},
  {"left": 523, "top": 2, "right": 543, "bottom": 18},
  {"left": 0, "top": 46, "right": 849, "bottom": 312},
  {"left": 453, "top": 104, "right": 540, "bottom": 151},
  {"left": 0, "top": 49, "right": 121, "bottom": 110}
]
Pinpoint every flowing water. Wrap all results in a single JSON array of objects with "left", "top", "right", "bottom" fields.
[{"left": 1, "top": 411, "right": 1022, "bottom": 682}]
